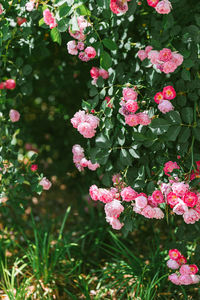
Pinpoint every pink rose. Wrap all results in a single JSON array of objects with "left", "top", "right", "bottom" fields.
[
  {"left": 168, "top": 273, "right": 180, "bottom": 285},
  {"left": 39, "top": 177, "right": 52, "bottom": 190},
  {"left": 162, "top": 86, "right": 176, "bottom": 100},
  {"left": 155, "top": 0, "right": 172, "bottom": 14},
  {"left": 110, "top": 0, "right": 129, "bottom": 15},
  {"left": 147, "top": 0, "right": 159, "bottom": 7},
  {"left": 135, "top": 196, "right": 148, "bottom": 209},
  {"left": 137, "top": 50, "right": 147, "bottom": 61},
  {"left": 153, "top": 207, "right": 164, "bottom": 219},
  {"left": 125, "top": 100, "right": 139, "bottom": 113},
  {"left": 125, "top": 114, "right": 139, "bottom": 127},
  {"left": 179, "top": 275, "right": 193, "bottom": 285},
  {"left": 121, "top": 186, "right": 138, "bottom": 202},
  {"left": 141, "top": 205, "right": 155, "bottom": 218},
  {"left": 9, "top": 109, "right": 20, "bottom": 122},
  {"left": 183, "top": 209, "right": 200, "bottom": 224},
  {"left": 171, "top": 53, "right": 184, "bottom": 66},
  {"left": 105, "top": 200, "right": 124, "bottom": 218},
  {"left": 123, "top": 88, "right": 138, "bottom": 101},
  {"left": 158, "top": 100, "right": 174, "bottom": 114},
  {"left": 167, "top": 259, "right": 180, "bottom": 270},
  {"left": 136, "top": 112, "right": 151, "bottom": 125},
  {"left": 89, "top": 185, "right": 99, "bottom": 201},
  {"left": 67, "top": 40, "right": 78, "bottom": 55},
  {"left": 159, "top": 48, "right": 172, "bottom": 62},
  {"left": 5, "top": 79, "right": 16, "bottom": 90},
  {"left": 162, "top": 61, "right": 177, "bottom": 74},
  {"left": 106, "top": 216, "right": 124, "bottom": 230},
  {"left": 99, "top": 69, "right": 109, "bottom": 79},
  {"left": 84, "top": 47, "right": 96, "bottom": 58}
]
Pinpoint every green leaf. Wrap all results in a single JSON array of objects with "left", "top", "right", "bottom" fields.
[
  {"left": 81, "top": 100, "right": 91, "bottom": 111},
  {"left": 165, "top": 125, "right": 181, "bottom": 141},
  {"left": 193, "top": 127, "right": 200, "bottom": 141},
  {"left": 129, "top": 148, "right": 140, "bottom": 159},
  {"left": 165, "top": 111, "right": 181, "bottom": 124},
  {"left": 95, "top": 134, "right": 111, "bottom": 148},
  {"left": 181, "top": 69, "right": 191, "bottom": 81},
  {"left": 102, "top": 38, "right": 118, "bottom": 51},
  {"left": 178, "top": 127, "right": 191, "bottom": 143},
  {"left": 50, "top": 27, "right": 62, "bottom": 45},
  {"left": 100, "top": 51, "right": 112, "bottom": 70},
  {"left": 39, "top": 18, "right": 45, "bottom": 27},
  {"left": 89, "top": 86, "right": 98, "bottom": 97},
  {"left": 59, "top": 4, "right": 71, "bottom": 17},
  {"left": 120, "top": 149, "right": 132, "bottom": 166},
  {"left": 149, "top": 118, "right": 170, "bottom": 135},
  {"left": 181, "top": 107, "right": 193, "bottom": 124},
  {"left": 77, "top": 4, "right": 91, "bottom": 16}
]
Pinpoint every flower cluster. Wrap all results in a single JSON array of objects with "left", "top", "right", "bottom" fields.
[
  {"left": 69, "top": 16, "right": 91, "bottom": 41},
  {"left": 43, "top": 9, "right": 57, "bottom": 29},
  {"left": 90, "top": 67, "right": 109, "bottom": 85},
  {"left": 9, "top": 109, "right": 20, "bottom": 123},
  {"left": 147, "top": 0, "right": 172, "bottom": 14},
  {"left": 0, "top": 79, "right": 16, "bottom": 90},
  {"left": 119, "top": 87, "right": 151, "bottom": 127},
  {"left": 138, "top": 47, "right": 183, "bottom": 74},
  {"left": 89, "top": 176, "right": 166, "bottom": 229},
  {"left": 72, "top": 144, "right": 100, "bottom": 172},
  {"left": 67, "top": 16, "right": 96, "bottom": 62},
  {"left": 154, "top": 86, "right": 176, "bottom": 114},
  {"left": 110, "top": 0, "right": 131, "bottom": 15},
  {"left": 163, "top": 161, "right": 180, "bottom": 176},
  {"left": 71, "top": 110, "right": 100, "bottom": 138},
  {"left": 167, "top": 249, "right": 200, "bottom": 285}
]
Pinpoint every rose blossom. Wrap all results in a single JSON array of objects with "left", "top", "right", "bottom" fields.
[
  {"left": 99, "top": 69, "right": 109, "bottom": 79},
  {"left": 67, "top": 40, "right": 78, "bottom": 55},
  {"left": 121, "top": 186, "right": 138, "bottom": 202},
  {"left": 98, "top": 189, "right": 114, "bottom": 203},
  {"left": 191, "top": 275, "right": 200, "bottom": 284},
  {"left": 153, "top": 207, "right": 164, "bottom": 219},
  {"left": 141, "top": 205, "right": 156, "bottom": 218},
  {"left": 135, "top": 196, "right": 148, "bottom": 209},
  {"left": 145, "top": 46, "right": 153, "bottom": 54},
  {"left": 9, "top": 109, "right": 20, "bottom": 122},
  {"left": 171, "top": 182, "right": 189, "bottom": 197},
  {"left": 125, "top": 100, "right": 139, "bottom": 113},
  {"left": 89, "top": 185, "right": 99, "bottom": 201},
  {"left": 162, "top": 86, "right": 176, "bottom": 100},
  {"left": 171, "top": 53, "right": 184, "bottom": 66},
  {"left": 173, "top": 201, "right": 188, "bottom": 215},
  {"left": 43, "top": 9, "right": 57, "bottom": 29},
  {"left": 164, "top": 161, "right": 180, "bottom": 176},
  {"left": 179, "top": 275, "right": 193, "bottom": 285},
  {"left": 5, "top": 79, "right": 16, "bottom": 90},
  {"left": 155, "top": 0, "right": 172, "bottom": 14},
  {"left": 25, "top": 1, "right": 35, "bottom": 11},
  {"left": 159, "top": 48, "right": 172, "bottom": 62},
  {"left": 154, "top": 92, "right": 164, "bottom": 104},
  {"left": 183, "top": 209, "right": 200, "bottom": 224},
  {"left": 167, "top": 192, "right": 180, "bottom": 206},
  {"left": 110, "top": 0, "right": 129, "bottom": 15},
  {"left": 168, "top": 249, "right": 181, "bottom": 260},
  {"left": 84, "top": 47, "right": 96, "bottom": 58},
  {"left": 158, "top": 100, "right": 174, "bottom": 114},
  {"left": 105, "top": 200, "right": 124, "bottom": 218},
  {"left": 30, "top": 164, "right": 38, "bottom": 172},
  {"left": 189, "top": 265, "right": 199, "bottom": 275},
  {"left": 162, "top": 61, "right": 177, "bottom": 74},
  {"left": 123, "top": 88, "right": 138, "bottom": 101},
  {"left": 176, "top": 255, "right": 187, "bottom": 265},
  {"left": 148, "top": 50, "right": 160, "bottom": 64},
  {"left": 147, "top": 0, "right": 159, "bottom": 7},
  {"left": 152, "top": 190, "right": 164, "bottom": 204},
  {"left": 77, "top": 42, "right": 85, "bottom": 51},
  {"left": 106, "top": 216, "right": 124, "bottom": 230},
  {"left": 167, "top": 259, "right": 180, "bottom": 270},
  {"left": 137, "top": 50, "right": 147, "bottom": 61},
  {"left": 125, "top": 114, "right": 139, "bottom": 127},
  {"left": 136, "top": 112, "right": 151, "bottom": 125},
  {"left": 39, "top": 177, "right": 52, "bottom": 190},
  {"left": 168, "top": 273, "right": 180, "bottom": 285},
  {"left": 180, "top": 264, "right": 192, "bottom": 275},
  {"left": 183, "top": 191, "right": 198, "bottom": 208}
]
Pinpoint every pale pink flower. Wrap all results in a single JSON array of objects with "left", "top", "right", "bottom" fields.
[
  {"left": 141, "top": 205, "right": 155, "bottom": 218},
  {"left": 0, "top": 3, "right": 4, "bottom": 14},
  {"left": 191, "top": 275, "right": 200, "bottom": 284},
  {"left": 80, "top": 158, "right": 88, "bottom": 168},
  {"left": 99, "top": 69, "right": 109, "bottom": 79},
  {"left": 155, "top": 0, "right": 172, "bottom": 14},
  {"left": 171, "top": 53, "right": 184, "bottom": 66},
  {"left": 160, "top": 182, "right": 171, "bottom": 198},
  {"left": 110, "top": 0, "right": 129, "bottom": 15},
  {"left": 173, "top": 200, "right": 188, "bottom": 215},
  {"left": 87, "top": 161, "right": 100, "bottom": 171},
  {"left": 133, "top": 205, "right": 142, "bottom": 214},
  {"left": 9, "top": 109, "right": 20, "bottom": 122},
  {"left": 105, "top": 200, "right": 124, "bottom": 218},
  {"left": 153, "top": 207, "right": 165, "bottom": 219},
  {"left": 158, "top": 100, "right": 174, "bottom": 114},
  {"left": 78, "top": 51, "right": 90, "bottom": 62},
  {"left": 25, "top": 1, "right": 35, "bottom": 11},
  {"left": 135, "top": 196, "right": 148, "bottom": 209},
  {"left": 84, "top": 47, "right": 96, "bottom": 58},
  {"left": 179, "top": 275, "right": 193, "bottom": 285},
  {"left": 89, "top": 185, "right": 99, "bottom": 201},
  {"left": 171, "top": 182, "right": 189, "bottom": 197},
  {"left": 98, "top": 189, "right": 114, "bottom": 203},
  {"left": 123, "top": 88, "right": 138, "bottom": 101},
  {"left": 162, "top": 61, "right": 177, "bottom": 74},
  {"left": 39, "top": 177, "right": 52, "bottom": 190},
  {"left": 183, "top": 209, "right": 200, "bottom": 224},
  {"left": 138, "top": 50, "right": 147, "bottom": 61},
  {"left": 137, "top": 112, "right": 151, "bottom": 125},
  {"left": 106, "top": 216, "right": 124, "bottom": 230},
  {"left": 168, "top": 273, "right": 180, "bottom": 285},
  {"left": 125, "top": 114, "right": 139, "bottom": 127},
  {"left": 180, "top": 265, "right": 192, "bottom": 275},
  {"left": 77, "top": 122, "right": 95, "bottom": 138},
  {"left": 167, "top": 259, "right": 180, "bottom": 270},
  {"left": 67, "top": 40, "right": 78, "bottom": 55},
  {"left": 121, "top": 186, "right": 138, "bottom": 202},
  {"left": 148, "top": 50, "right": 160, "bottom": 64},
  {"left": 77, "top": 41, "right": 85, "bottom": 50},
  {"left": 145, "top": 46, "right": 153, "bottom": 54}
]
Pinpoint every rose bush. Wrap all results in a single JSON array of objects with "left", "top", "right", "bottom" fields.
[{"left": 0, "top": 0, "right": 200, "bottom": 291}]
